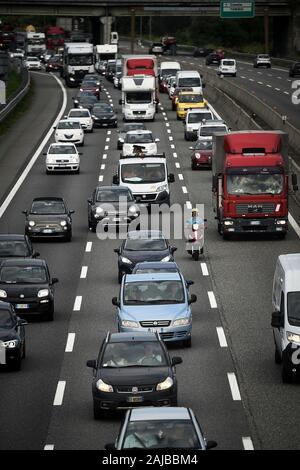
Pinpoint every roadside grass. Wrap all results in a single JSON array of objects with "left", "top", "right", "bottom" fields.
[
  {"left": 0, "top": 81, "right": 34, "bottom": 136},
  {"left": 6, "top": 69, "right": 22, "bottom": 99}
]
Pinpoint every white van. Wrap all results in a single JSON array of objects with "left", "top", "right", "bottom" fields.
[
  {"left": 110, "top": 31, "right": 119, "bottom": 45},
  {"left": 218, "top": 59, "right": 237, "bottom": 77},
  {"left": 159, "top": 61, "right": 181, "bottom": 80},
  {"left": 175, "top": 70, "right": 203, "bottom": 94},
  {"left": 271, "top": 254, "right": 300, "bottom": 383}
]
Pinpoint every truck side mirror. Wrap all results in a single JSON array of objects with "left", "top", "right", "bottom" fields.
[
  {"left": 292, "top": 173, "right": 298, "bottom": 191},
  {"left": 168, "top": 173, "right": 175, "bottom": 183},
  {"left": 271, "top": 311, "right": 283, "bottom": 328},
  {"left": 86, "top": 359, "right": 97, "bottom": 369},
  {"left": 112, "top": 174, "right": 119, "bottom": 185},
  {"left": 188, "top": 294, "right": 197, "bottom": 304},
  {"left": 119, "top": 99, "right": 122, "bottom": 105},
  {"left": 112, "top": 297, "right": 120, "bottom": 307}
]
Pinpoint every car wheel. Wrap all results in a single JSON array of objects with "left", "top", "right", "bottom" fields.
[
  {"left": 191, "top": 162, "right": 197, "bottom": 170},
  {"left": 192, "top": 250, "right": 199, "bottom": 261},
  {"left": 46, "top": 169, "right": 51, "bottom": 175},
  {"left": 184, "top": 132, "right": 188, "bottom": 141},
  {"left": 65, "top": 230, "right": 72, "bottom": 242},
  {"left": 22, "top": 340, "right": 26, "bottom": 359},
  {"left": 275, "top": 347, "right": 282, "bottom": 364},
  {"left": 117, "top": 142, "right": 122, "bottom": 150},
  {"left": 282, "top": 365, "right": 293, "bottom": 383},
  {"left": 183, "top": 337, "right": 192, "bottom": 348},
  {"left": 176, "top": 115, "right": 180, "bottom": 121},
  {"left": 171, "top": 397, "right": 178, "bottom": 406},
  {"left": 118, "top": 271, "right": 123, "bottom": 284},
  {"left": 45, "top": 306, "right": 54, "bottom": 322},
  {"left": 93, "top": 401, "right": 105, "bottom": 419}
]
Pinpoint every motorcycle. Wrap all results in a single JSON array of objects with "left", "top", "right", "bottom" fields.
[{"left": 186, "top": 222, "right": 205, "bottom": 261}]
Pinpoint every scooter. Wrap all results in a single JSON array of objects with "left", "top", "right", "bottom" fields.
[{"left": 187, "top": 222, "right": 205, "bottom": 261}]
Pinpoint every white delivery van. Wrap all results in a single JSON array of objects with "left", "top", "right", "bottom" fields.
[
  {"left": 175, "top": 70, "right": 203, "bottom": 94},
  {"left": 271, "top": 254, "right": 300, "bottom": 383},
  {"left": 184, "top": 108, "right": 214, "bottom": 141},
  {"left": 110, "top": 31, "right": 119, "bottom": 45},
  {"left": 159, "top": 61, "right": 181, "bottom": 81},
  {"left": 120, "top": 75, "right": 156, "bottom": 121},
  {"left": 218, "top": 59, "right": 237, "bottom": 77},
  {"left": 112, "top": 154, "right": 175, "bottom": 207}
]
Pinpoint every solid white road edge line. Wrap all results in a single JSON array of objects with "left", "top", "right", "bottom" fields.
[
  {"left": 53, "top": 381, "right": 66, "bottom": 406},
  {"left": 242, "top": 437, "right": 254, "bottom": 450},
  {"left": 65, "top": 333, "right": 76, "bottom": 353},
  {"left": 216, "top": 327, "right": 228, "bottom": 347},
  {"left": 0, "top": 73, "right": 67, "bottom": 219},
  {"left": 288, "top": 213, "right": 300, "bottom": 238},
  {"left": 227, "top": 372, "right": 242, "bottom": 401}
]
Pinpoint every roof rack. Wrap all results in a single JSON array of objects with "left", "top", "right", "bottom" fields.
[{"left": 119, "top": 152, "right": 166, "bottom": 160}]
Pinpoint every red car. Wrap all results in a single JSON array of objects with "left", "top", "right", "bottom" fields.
[
  {"left": 190, "top": 139, "right": 213, "bottom": 170},
  {"left": 80, "top": 80, "right": 101, "bottom": 100}
]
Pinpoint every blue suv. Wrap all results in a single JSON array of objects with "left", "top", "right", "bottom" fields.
[{"left": 112, "top": 272, "right": 197, "bottom": 347}]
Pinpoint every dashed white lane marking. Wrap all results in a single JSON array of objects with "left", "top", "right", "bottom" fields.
[
  {"left": 249, "top": 78, "right": 254, "bottom": 82},
  {"left": 166, "top": 122, "right": 170, "bottom": 127},
  {"left": 107, "top": 130, "right": 111, "bottom": 135},
  {"left": 186, "top": 201, "right": 192, "bottom": 209},
  {"left": 182, "top": 186, "right": 188, "bottom": 194},
  {"left": 200, "top": 262, "right": 209, "bottom": 276},
  {"left": 53, "top": 381, "right": 66, "bottom": 406},
  {"left": 105, "top": 137, "right": 110, "bottom": 142},
  {"left": 44, "top": 445, "right": 54, "bottom": 450},
  {"left": 103, "top": 154, "right": 107, "bottom": 159},
  {"left": 216, "top": 327, "right": 228, "bottom": 347},
  {"left": 208, "top": 291, "right": 217, "bottom": 308},
  {"left": 257, "top": 71, "right": 262, "bottom": 75},
  {"left": 164, "top": 117, "right": 168, "bottom": 121},
  {"left": 101, "top": 164, "right": 105, "bottom": 170},
  {"left": 160, "top": 106, "right": 164, "bottom": 111},
  {"left": 277, "top": 77, "right": 282, "bottom": 80},
  {"left": 169, "top": 136, "right": 173, "bottom": 141},
  {"left": 178, "top": 174, "right": 184, "bottom": 180},
  {"left": 267, "top": 84, "right": 272, "bottom": 88},
  {"left": 80, "top": 266, "right": 88, "bottom": 279},
  {"left": 289, "top": 213, "right": 300, "bottom": 239},
  {"left": 275, "top": 87, "right": 281, "bottom": 91},
  {"left": 73, "top": 296, "right": 82, "bottom": 311},
  {"left": 227, "top": 373, "right": 241, "bottom": 401},
  {"left": 284, "top": 91, "right": 290, "bottom": 95},
  {"left": 162, "top": 112, "right": 166, "bottom": 116},
  {"left": 257, "top": 81, "right": 263, "bottom": 85},
  {"left": 65, "top": 333, "right": 76, "bottom": 352},
  {"left": 85, "top": 242, "right": 92, "bottom": 252},
  {"left": 171, "top": 144, "right": 175, "bottom": 149},
  {"left": 104, "top": 145, "right": 109, "bottom": 150},
  {"left": 98, "top": 175, "right": 103, "bottom": 182},
  {"left": 242, "top": 437, "right": 254, "bottom": 450},
  {"left": 167, "top": 129, "right": 171, "bottom": 134},
  {"left": 175, "top": 162, "right": 180, "bottom": 168},
  {"left": 240, "top": 76, "right": 246, "bottom": 79}
]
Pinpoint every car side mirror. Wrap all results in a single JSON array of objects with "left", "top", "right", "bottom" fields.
[
  {"left": 119, "top": 138, "right": 124, "bottom": 143},
  {"left": 51, "top": 277, "right": 59, "bottom": 285},
  {"left": 170, "top": 246, "right": 177, "bottom": 253},
  {"left": 206, "top": 440, "right": 218, "bottom": 450},
  {"left": 119, "top": 99, "right": 122, "bottom": 105},
  {"left": 43, "top": 152, "right": 47, "bottom": 156},
  {"left": 105, "top": 443, "right": 116, "bottom": 451},
  {"left": 69, "top": 210, "right": 75, "bottom": 215},
  {"left": 64, "top": 115, "right": 68, "bottom": 119},
  {"left": 155, "top": 138, "right": 160, "bottom": 142},
  {"left": 22, "top": 210, "right": 28, "bottom": 215},
  {"left": 86, "top": 359, "right": 97, "bottom": 369},
  {"left": 271, "top": 311, "right": 283, "bottom": 328},
  {"left": 168, "top": 173, "right": 175, "bottom": 183},
  {"left": 188, "top": 294, "right": 197, "bottom": 304},
  {"left": 18, "top": 318, "right": 28, "bottom": 326},
  {"left": 186, "top": 280, "right": 194, "bottom": 287},
  {"left": 53, "top": 126, "right": 56, "bottom": 130},
  {"left": 171, "top": 356, "right": 183, "bottom": 366},
  {"left": 114, "top": 248, "right": 120, "bottom": 254},
  {"left": 33, "top": 251, "right": 40, "bottom": 258},
  {"left": 292, "top": 173, "right": 298, "bottom": 191},
  {"left": 112, "top": 174, "right": 119, "bottom": 185},
  {"left": 87, "top": 199, "right": 93, "bottom": 204},
  {"left": 189, "top": 146, "right": 194, "bottom": 150},
  {"left": 112, "top": 297, "right": 120, "bottom": 307}
]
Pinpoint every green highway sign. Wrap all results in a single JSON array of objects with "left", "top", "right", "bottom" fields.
[{"left": 220, "top": 1, "right": 255, "bottom": 18}]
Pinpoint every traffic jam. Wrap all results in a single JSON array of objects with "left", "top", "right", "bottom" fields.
[{"left": 1, "top": 27, "right": 300, "bottom": 452}]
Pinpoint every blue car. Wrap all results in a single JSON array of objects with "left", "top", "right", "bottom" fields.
[{"left": 112, "top": 272, "right": 197, "bottom": 347}]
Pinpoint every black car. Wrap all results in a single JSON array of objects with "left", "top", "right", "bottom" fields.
[
  {"left": 73, "top": 92, "right": 98, "bottom": 112},
  {"left": 86, "top": 331, "right": 182, "bottom": 418},
  {"left": 0, "top": 301, "right": 27, "bottom": 370},
  {"left": 193, "top": 47, "right": 214, "bottom": 57},
  {"left": 114, "top": 230, "right": 177, "bottom": 283},
  {"left": 91, "top": 102, "right": 117, "bottom": 128},
  {"left": 0, "top": 234, "right": 39, "bottom": 265},
  {"left": 0, "top": 259, "right": 58, "bottom": 321},
  {"left": 117, "top": 123, "right": 146, "bottom": 150},
  {"left": 23, "top": 197, "right": 74, "bottom": 242},
  {"left": 289, "top": 62, "right": 300, "bottom": 77},
  {"left": 88, "top": 186, "right": 139, "bottom": 232},
  {"left": 45, "top": 55, "right": 62, "bottom": 73},
  {"left": 205, "top": 52, "right": 221, "bottom": 65},
  {"left": 105, "top": 61, "right": 116, "bottom": 81}
]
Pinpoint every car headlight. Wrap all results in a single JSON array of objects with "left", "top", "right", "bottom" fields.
[
  {"left": 96, "top": 379, "right": 113, "bottom": 393},
  {"left": 38, "top": 289, "right": 49, "bottom": 298},
  {"left": 128, "top": 205, "right": 139, "bottom": 216},
  {"left": 121, "top": 257, "right": 132, "bottom": 265},
  {"left": 173, "top": 317, "right": 190, "bottom": 326},
  {"left": 121, "top": 320, "right": 139, "bottom": 328},
  {"left": 70, "top": 77, "right": 75, "bottom": 82},
  {"left": 161, "top": 255, "right": 171, "bottom": 262},
  {"left": 96, "top": 207, "right": 104, "bottom": 215},
  {"left": 1, "top": 339, "right": 18, "bottom": 349},
  {"left": 157, "top": 184, "right": 168, "bottom": 193},
  {"left": 156, "top": 377, "right": 173, "bottom": 391},
  {"left": 0, "top": 289, "right": 7, "bottom": 298},
  {"left": 60, "top": 220, "right": 67, "bottom": 227},
  {"left": 287, "top": 332, "right": 300, "bottom": 344},
  {"left": 276, "top": 220, "right": 287, "bottom": 225},
  {"left": 28, "top": 220, "right": 35, "bottom": 227},
  {"left": 224, "top": 220, "right": 233, "bottom": 226}
]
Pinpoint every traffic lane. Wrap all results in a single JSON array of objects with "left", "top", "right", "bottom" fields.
[
  {"left": 165, "top": 92, "right": 300, "bottom": 449},
  {"left": 0, "top": 79, "right": 111, "bottom": 449},
  {"left": 44, "top": 82, "right": 251, "bottom": 450}
]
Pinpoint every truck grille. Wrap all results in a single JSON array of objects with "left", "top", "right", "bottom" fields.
[
  {"left": 133, "top": 111, "right": 146, "bottom": 115},
  {"left": 135, "top": 193, "right": 157, "bottom": 202},
  {"left": 140, "top": 320, "right": 171, "bottom": 327},
  {"left": 236, "top": 203, "right": 276, "bottom": 215}
]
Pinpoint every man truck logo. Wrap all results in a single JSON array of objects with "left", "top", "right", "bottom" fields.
[
  {"left": 248, "top": 204, "right": 262, "bottom": 213},
  {"left": 132, "top": 387, "right": 138, "bottom": 394}
]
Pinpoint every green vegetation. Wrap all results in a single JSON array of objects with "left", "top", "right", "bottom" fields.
[
  {"left": 6, "top": 69, "right": 22, "bottom": 99},
  {"left": 0, "top": 81, "right": 33, "bottom": 136}
]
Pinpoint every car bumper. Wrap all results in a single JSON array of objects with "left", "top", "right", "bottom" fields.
[
  {"left": 124, "top": 110, "right": 155, "bottom": 121},
  {"left": 222, "top": 217, "right": 288, "bottom": 234},
  {"left": 46, "top": 163, "right": 79, "bottom": 172},
  {"left": 0, "top": 346, "right": 22, "bottom": 365},
  {"left": 26, "top": 226, "right": 71, "bottom": 237},
  {"left": 9, "top": 299, "right": 53, "bottom": 316},
  {"left": 94, "top": 214, "right": 138, "bottom": 227},
  {"left": 133, "top": 190, "right": 170, "bottom": 207},
  {"left": 119, "top": 323, "right": 192, "bottom": 343},
  {"left": 282, "top": 346, "right": 300, "bottom": 376},
  {"left": 191, "top": 156, "right": 212, "bottom": 168},
  {"left": 55, "top": 138, "right": 83, "bottom": 144},
  {"left": 93, "top": 119, "right": 117, "bottom": 127}
]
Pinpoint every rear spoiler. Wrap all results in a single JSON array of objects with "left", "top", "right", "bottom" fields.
[{"left": 119, "top": 152, "right": 166, "bottom": 160}]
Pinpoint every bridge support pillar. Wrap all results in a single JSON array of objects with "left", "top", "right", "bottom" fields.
[{"left": 90, "top": 16, "right": 102, "bottom": 45}]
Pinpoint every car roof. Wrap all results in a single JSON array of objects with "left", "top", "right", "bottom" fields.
[
  {"left": 126, "top": 130, "right": 152, "bottom": 135},
  {"left": 129, "top": 407, "right": 192, "bottom": 421},
  {"left": 278, "top": 254, "right": 300, "bottom": 291},
  {"left": 109, "top": 331, "right": 159, "bottom": 343},
  {"left": 127, "top": 230, "right": 165, "bottom": 239},
  {"left": 0, "top": 234, "right": 28, "bottom": 241},
  {"left": 0, "top": 258, "right": 46, "bottom": 267},
  {"left": 125, "top": 272, "right": 181, "bottom": 283},
  {"left": 96, "top": 185, "right": 130, "bottom": 192}
]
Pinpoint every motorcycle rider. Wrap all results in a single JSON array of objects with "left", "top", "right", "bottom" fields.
[
  {"left": 186, "top": 207, "right": 204, "bottom": 227},
  {"left": 185, "top": 208, "right": 205, "bottom": 257}
]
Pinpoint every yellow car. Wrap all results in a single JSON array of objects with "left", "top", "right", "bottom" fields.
[{"left": 176, "top": 92, "right": 208, "bottom": 120}]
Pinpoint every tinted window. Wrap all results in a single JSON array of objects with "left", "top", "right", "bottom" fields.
[
  {"left": 126, "top": 92, "right": 152, "bottom": 104},
  {"left": 188, "top": 112, "right": 212, "bottom": 123},
  {"left": 178, "top": 94, "right": 203, "bottom": 103},
  {"left": 178, "top": 77, "right": 201, "bottom": 87},
  {"left": 195, "top": 140, "right": 213, "bottom": 150},
  {"left": 49, "top": 145, "right": 76, "bottom": 154},
  {"left": 124, "top": 238, "right": 167, "bottom": 251},
  {"left": 124, "top": 280, "right": 184, "bottom": 305},
  {"left": 135, "top": 267, "right": 178, "bottom": 274},
  {"left": 123, "top": 124, "right": 145, "bottom": 132},
  {"left": 101, "top": 341, "right": 167, "bottom": 368},
  {"left": 0, "top": 309, "right": 14, "bottom": 328},
  {"left": 126, "top": 133, "right": 153, "bottom": 144},
  {"left": 0, "top": 241, "right": 29, "bottom": 257},
  {"left": 287, "top": 292, "right": 300, "bottom": 326},
  {"left": 30, "top": 200, "right": 66, "bottom": 214},
  {"left": 200, "top": 125, "right": 227, "bottom": 136},
  {"left": 0, "top": 266, "right": 47, "bottom": 284},
  {"left": 96, "top": 189, "right": 133, "bottom": 202},
  {"left": 69, "top": 110, "right": 90, "bottom": 117},
  {"left": 227, "top": 174, "right": 283, "bottom": 195},
  {"left": 121, "top": 163, "right": 165, "bottom": 184},
  {"left": 57, "top": 121, "right": 81, "bottom": 129}
]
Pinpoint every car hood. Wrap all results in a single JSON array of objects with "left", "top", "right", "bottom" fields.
[
  {"left": 0, "top": 282, "right": 50, "bottom": 297},
  {"left": 0, "top": 327, "right": 19, "bottom": 342},
  {"left": 121, "top": 249, "right": 171, "bottom": 264},
  {"left": 27, "top": 214, "right": 69, "bottom": 222},
  {"left": 98, "top": 366, "right": 169, "bottom": 385},
  {"left": 46, "top": 153, "right": 78, "bottom": 158},
  {"left": 95, "top": 201, "right": 134, "bottom": 212},
  {"left": 119, "top": 303, "right": 189, "bottom": 321},
  {"left": 93, "top": 112, "right": 115, "bottom": 118}
]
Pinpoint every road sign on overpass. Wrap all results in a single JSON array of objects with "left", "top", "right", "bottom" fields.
[{"left": 220, "top": 1, "right": 255, "bottom": 18}]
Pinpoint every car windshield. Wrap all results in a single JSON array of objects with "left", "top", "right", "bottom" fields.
[
  {"left": 126, "top": 92, "right": 152, "bottom": 104},
  {"left": 195, "top": 140, "right": 212, "bottom": 150},
  {"left": 178, "top": 77, "right": 200, "bottom": 87},
  {"left": 93, "top": 105, "right": 112, "bottom": 113},
  {"left": 188, "top": 112, "right": 212, "bottom": 123},
  {"left": 179, "top": 94, "right": 203, "bottom": 103},
  {"left": 0, "top": 241, "right": 29, "bottom": 257},
  {"left": 161, "top": 69, "right": 178, "bottom": 78},
  {"left": 124, "top": 280, "right": 184, "bottom": 305},
  {"left": 96, "top": 189, "right": 133, "bottom": 202},
  {"left": 287, "top": 292, "right": 300, "bottom": 326},
  {"left": 222, "top": 60, "right": 235, "bottom": 66},
  {"left": 27, "top": 57, "right": 39, "bottom": 61},
  {"left": 57, "top": 121, "right": 81, "bottom": 130},
  {"left": 123, "top": 420, "right": 200, "bottom": 449},
  {"left": 69, "top": 110, "right": 90, "bottom": 118},
  {"left": 81, "top": 96, "right": 97, "bottom": 104},
  {"left": 200, "top": 126, "right": 227, "bottom": 136},
  {"left": 126, "top": 133, "right": 153, "bottom": 144},
  {"left": 124, "top": 238, "right": 167, "bottom": 251},
  {"left": 226, "top": 172, "right": 283, "bottom": 195},
  {"left": 102, "top": 341, "right": 167, "bottom": 368},
  {"left": 30, "top": 200, "right": 66, "bottom": 214},
  {"left": 49, "top": 145, "right": 75, "bottom": 154},
  {"left": 122, "top": 124, "right": 145, "bottom": 133},
  {"left": 68, "top": 53, "right": 93, "bottom": 66},
  {"left": 0, "top": 266, "right": 47, "bottom": 284},
  {"left": 82, "top": 81, "right": 97, "bottom": 87},
  {"left": 121, "top": 163, "right": 165, "bottom": 184},
  {"left": 0, "top": 309, "right": 14, "bottom": 329}
]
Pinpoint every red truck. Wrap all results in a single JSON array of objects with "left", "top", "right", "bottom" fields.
[
  {"left": 45, "top": 26, "right": 65, "bottom": 50},
  {"left": 212, "top": 131, "right": 298, "bottom": 239},
  {"left": 123, "top": 55, "right": 159, "bottom": 109}
]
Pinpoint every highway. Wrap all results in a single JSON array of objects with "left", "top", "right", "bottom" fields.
[{"left": 0, "top": 45, "right": 300, "bottom": 450}]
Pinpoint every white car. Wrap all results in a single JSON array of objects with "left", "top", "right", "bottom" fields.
[
  {"left": 218, "top": 59, "right": 237, "bottom": 77},
  {"left": 184, "top": 108, "right": 214, "bottom": 141},
  {"left": 54, "top": 120, "right": 84, "bottom": 146},
  {"left": 9, "top": 49, "right": 25, "bottom": 59},
  {"left": 254, "top": 54, "right": 271, "bottom": 68},
  {"left": 121, "top": 130, "right": 159, "bottom": 156},
  {"left": 167, "top": 76, "right": 176, "bottom": 98},
  {"left": 24, "top": 56, "right": 42, "bottom": 70},
  {"left": 197, "top": 119, "right": 229, "bottom": 141},
  {"left": 44, "top": 143, "right": 81, "bottom": 174},
  {"left": 65, "top": 108, "right": 93, "bottom": 133}
]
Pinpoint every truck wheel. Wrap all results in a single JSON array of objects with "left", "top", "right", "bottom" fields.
[
  {"left": 282, "top": 365, "right": 293, "bottom": 383},
  {"left": 275, "top": 348, "right": 282, "bottom": 364},
  {"left": 192, "top": 251, "right": 199, "bottom": 261}
]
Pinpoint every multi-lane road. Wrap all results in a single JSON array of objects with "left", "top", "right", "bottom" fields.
[{"left": 0, "top": 45, "right": 300, "bottom": 450}]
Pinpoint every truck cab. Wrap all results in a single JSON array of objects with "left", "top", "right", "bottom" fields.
[
  {"left": 62, "top": 42, "right": 95, "bottom": 87},
  {"left": 121, "top": 75, "right": 157, "bottom": 121}
]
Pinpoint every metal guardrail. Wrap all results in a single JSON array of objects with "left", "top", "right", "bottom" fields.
[{"left": 0, "top": 64, "right": 30, "bottom": 124}]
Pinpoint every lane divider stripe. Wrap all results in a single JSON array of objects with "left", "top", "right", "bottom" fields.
[{"left": 53, "top": 381, "right": 66, "bottom": 406}]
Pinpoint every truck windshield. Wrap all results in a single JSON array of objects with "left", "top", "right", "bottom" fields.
[
  {"left": 28, "top": 39, "right": 44, "bottom": 45},
  {"left": 126, "top": 92, "right": 152, "bottom": 104},
  {"left": 287, "top": 292, "right": 300, "bottom": 326},
  {"left": 178, "top": 77, "right": 200, "bottom": 87},
  {"left": 68, "top": 54, "right": 93, "bottom": 66},
  {"left": 121, "top": 163, "right": 165, "bottom": 183},
  {"left": 227, "top": 173, "right": 283, "bottom": 195}
]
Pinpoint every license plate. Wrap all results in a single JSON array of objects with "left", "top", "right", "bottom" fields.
[
  {"left": 250, "top": 221, "right": 261, "bottom": 225},
  {"left": 102, "top": 123, "right": 108, "bottom": 127},
  {"left": 43, "top": 229, "right": 53, "bottom": 233},
  {"left": 113, "top": 217, "right": 121, "bottom": 222},
  {"left": 15, "top": 304, "right": 29, "bottom": 309},
  {"left": 127, "top": 396, "right": 144, "bottom": 403}
]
